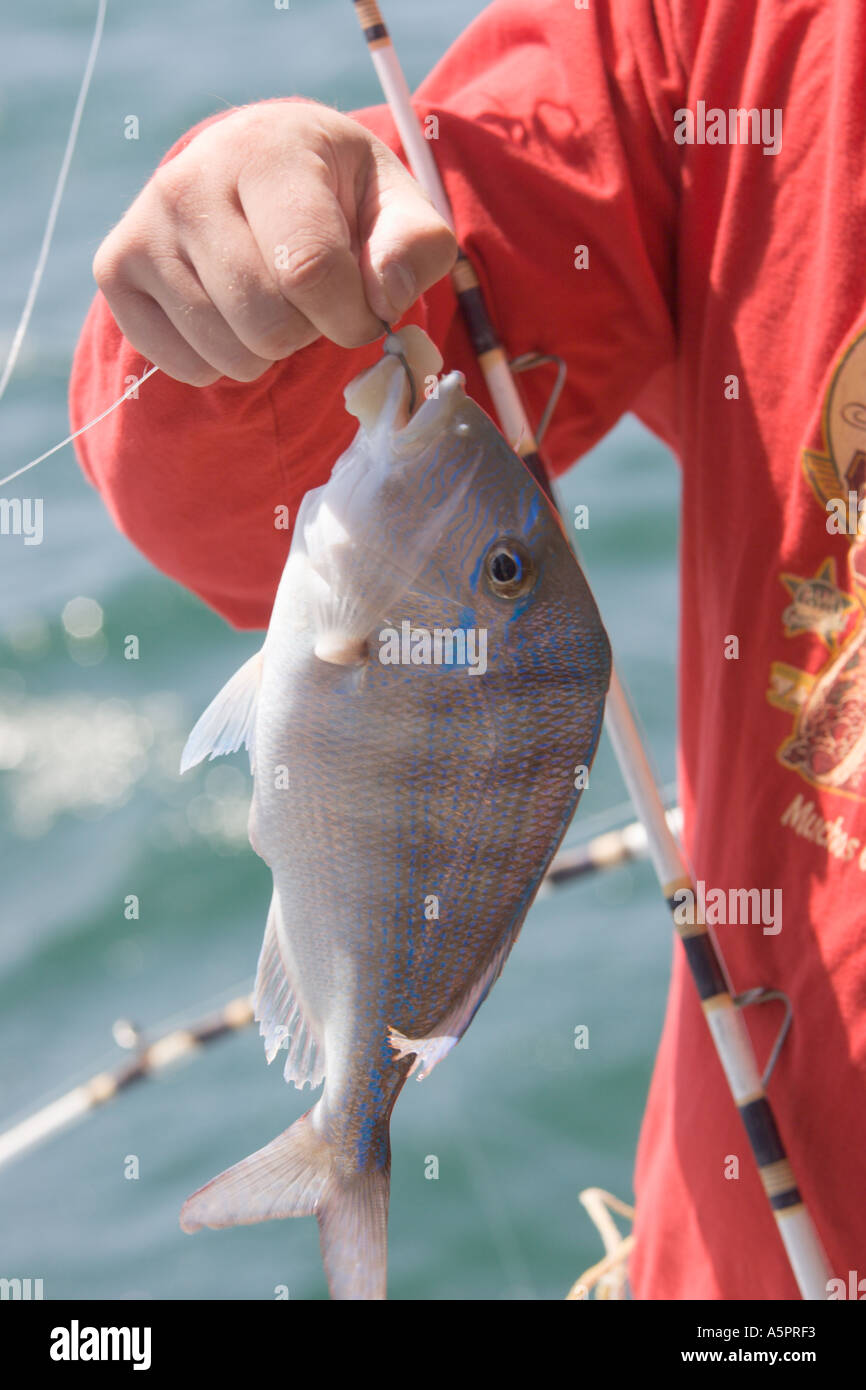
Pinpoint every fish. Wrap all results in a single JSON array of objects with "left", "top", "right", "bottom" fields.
[{"left": 177, "top": 325, "right": 611, "bottom": 1299}]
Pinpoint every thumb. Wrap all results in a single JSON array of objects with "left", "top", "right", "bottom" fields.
[{"left": 359, "top": 145, "right": 458, "bottom": 324}]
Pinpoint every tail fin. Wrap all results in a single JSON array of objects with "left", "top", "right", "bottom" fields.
[
  {"left": 180, "top": 1107, "right": 390, "bottom": 1300},
  {"left": 317, "top": 1166, "right": 390, "bottom": 1301}
]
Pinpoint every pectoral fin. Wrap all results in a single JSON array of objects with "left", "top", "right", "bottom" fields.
[{"left": 180, "top": 649, "right": 263, "bottom": 773}]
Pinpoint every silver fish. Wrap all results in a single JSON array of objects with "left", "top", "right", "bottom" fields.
[{"left": 178, "top": 327, "right": 611, "bottom": 1299}]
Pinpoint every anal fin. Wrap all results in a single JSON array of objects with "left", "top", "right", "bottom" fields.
[{"left": 255, "top": 891, "right": 325, "bottom": 1090}]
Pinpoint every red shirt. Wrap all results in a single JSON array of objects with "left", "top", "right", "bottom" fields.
[{"left": 70, "top": 0, "right": 866, "bottom": 1299}]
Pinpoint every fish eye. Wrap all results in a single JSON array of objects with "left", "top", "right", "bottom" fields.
[{"left": 483, "top": 538, "right": 536, "bottom": 599}]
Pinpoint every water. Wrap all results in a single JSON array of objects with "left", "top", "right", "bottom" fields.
[{"left": 0, "top": 0, "right": 680, "bottom": 1299}]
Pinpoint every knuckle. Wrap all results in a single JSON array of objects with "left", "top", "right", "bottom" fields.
[
  {"left": 274, "top": 239, "right": 339, "bottom": 297},
  {"left": 152, "top": 162, "right": 205, "bottom": 228},
  {"left": 177, "top": 363, "right": 222, "bottom": 388},
  {"left": 220, "top": 351, "right": 269, "bottom": 383},
  {"left": 199, "top": 280, "right": 294, "bottom": 363},
  {"left": 430, "top": 221, "right": 459, "bottom": 266},
  {"left": 254, "top": 315, "right": 320, "bottom": 360},
  {"left": 249, "top": 322, "right": 296, "bottom": 360},
  {"left": 413, "top": 224, "right": 458, "bottom": 289},
  {"left": 219, "top": 273, "right": 296, "bottom": 360},
  {"left": 91, "top": 248, "right": 112, "bottom": 291},
  {"left": 327, "top": 321, "right": 380, "bottom": 350},
  {"left": 92, "top": 236, "right": 125, "bottom": 293},
  {"left": 221, "top": 102, "right": 267, "bottom": 135}
]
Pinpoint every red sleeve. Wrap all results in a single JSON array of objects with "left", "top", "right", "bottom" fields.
[{"left": 70, "top": 0, "right": 681, "bottom": 629}]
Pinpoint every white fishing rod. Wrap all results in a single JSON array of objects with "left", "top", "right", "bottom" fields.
[{"left": 349, "top": 0, "right": 832, "bottom": 1300}]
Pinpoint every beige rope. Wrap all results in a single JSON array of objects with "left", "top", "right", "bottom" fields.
[{"left": 567, "top": 1188, "right": 635, "bottom": 1300}]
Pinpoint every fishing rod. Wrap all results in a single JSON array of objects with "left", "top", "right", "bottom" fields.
[
  {"left": 0, "top": 996, "right": 254, "bottom": 1172},
  {"left": 350, "top": 0, "right": 833, "bottom": 1300},
  {"left": 544, "top": 803, "right": 681, "bottom": 888}
]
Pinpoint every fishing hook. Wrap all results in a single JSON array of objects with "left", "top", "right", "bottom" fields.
[{"left": 380, "top": 319, "right": 417, "bottom": 415}]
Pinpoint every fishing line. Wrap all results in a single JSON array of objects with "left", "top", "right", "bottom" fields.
[
  {"left": 0, "top": 0, "right": 150, "bottom": 494},
  {"left": 0, "top": 0, "right": 108, "bottom": 404},
  {"left": 0, "top": 311, "right": 413, "bottom": 493},
  {"left": 0, "top": 364, "right": 159, "bottom": 489},
  {"left": 380, "top": 319, "right": 417, "bottom": 413}
]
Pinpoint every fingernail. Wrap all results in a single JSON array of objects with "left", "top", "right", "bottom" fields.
[{"left": 382, "top": 261, "right": 416, "bottom": 318}]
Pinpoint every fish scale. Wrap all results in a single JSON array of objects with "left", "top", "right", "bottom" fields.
[{"left": 178, "top": 326, "right": 611, "bottom": 1298}]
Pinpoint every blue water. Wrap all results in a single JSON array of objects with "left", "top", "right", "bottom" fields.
[{"left": 0, "top": 0, "right": 680, "bottom": 1299}]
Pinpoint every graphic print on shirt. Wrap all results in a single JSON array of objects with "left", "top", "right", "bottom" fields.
[{"left": 767, "top": 328, "right": 866, "bottom": 801}]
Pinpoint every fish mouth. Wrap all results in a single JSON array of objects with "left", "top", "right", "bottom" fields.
[
  {"left": 291, "top": 369, "right": 486, "bottom": 658},
  {"left": 392, "top": 371, "right": 466, "bottom": 446}
]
